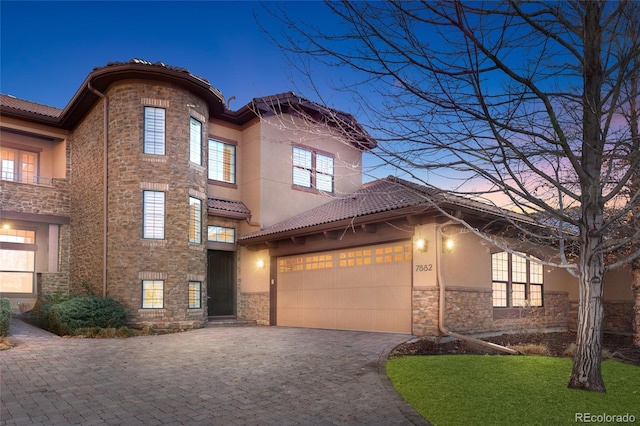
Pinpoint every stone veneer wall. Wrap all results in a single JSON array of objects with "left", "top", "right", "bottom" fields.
[
  {"left": 239, "top": 292, "right": 269, "bottom": 325},
  {"left": 412, "top": 287, "right": 440, "bottom": 336},
  {"left": 444, "top": 288, "right": 494, "bottom": 334},
  {"left": 69, "top": 99, "right": 106, "bottom": 295},
  {"left": 567, "top": 300, "right": 633, "bottom": 333},
  {"left": 412, "top": 287, "right": 571, "bottom": 337},
  {"left": 0, "top": 178, "right": 70, "bottom": 215},
  {"left": 37, "top": 272, "right": 70, "bottom": 297},
  {"left": 70, "top": 81, "right": 209, "bottom": 329}
]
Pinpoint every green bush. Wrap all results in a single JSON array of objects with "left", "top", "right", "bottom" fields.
[
  {"left": 0, "top": 298, "right": 12, "bottom": 337},
  {"left": 47, "top": 296, "right": 127, "bottom": 336},
  {"left": 29, "top": 292, "right": 71, "bottom": 329}
]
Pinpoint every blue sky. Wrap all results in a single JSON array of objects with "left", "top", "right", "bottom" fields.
[
  {"left": 0, "top": 1, "right": 338, "bottom": 109},
  {"left": 1, "top": 0, "right": 404, "bottom": 181}
]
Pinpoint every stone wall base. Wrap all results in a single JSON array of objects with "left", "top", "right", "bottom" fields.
[
  {"left": 37, "top": 272, "right": 70, "bottom": 297},
  {"left": 567, "top": 300, "right": 633, "bottom": 333},
  {"left": 239, "top": 292, "right": 269, "bottom": 325}
]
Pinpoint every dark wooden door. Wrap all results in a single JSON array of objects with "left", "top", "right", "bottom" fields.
[{"left": 207, "top": 250, "right": 235, "bottom": 317}]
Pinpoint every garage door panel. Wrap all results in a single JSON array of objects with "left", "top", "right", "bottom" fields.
[{"left": 277, "top": 241, "right": 412, "bottom": 333}]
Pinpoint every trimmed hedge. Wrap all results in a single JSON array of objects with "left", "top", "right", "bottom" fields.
[
  {"left": 47, "top": 296, "right": 127, "bottom": 336},
  {"left": 0, "top": 298, "right": 12, "bottom": 337}
]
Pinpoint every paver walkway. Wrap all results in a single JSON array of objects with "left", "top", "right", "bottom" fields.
[{"left": 1, "top": 319, "right": 428, "bottom": 425}]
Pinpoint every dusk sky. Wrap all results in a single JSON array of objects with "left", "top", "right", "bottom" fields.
[
  {"left": 0, "top": 1, "right": 341, "bottom": 109},
  {"left": 1, "top": 0, "right": 408, "bottom": 181}
]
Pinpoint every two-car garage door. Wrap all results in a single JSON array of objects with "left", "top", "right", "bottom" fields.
[{"left": 276, "top": 241, "right": 412, "bottom": 333}]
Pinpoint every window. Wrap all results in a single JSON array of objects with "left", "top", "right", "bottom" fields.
[
  {"left": 190, "top": 117, "right": 202, "bottom": 165},
  {"left": 188, "top": 197, "right": 202, "bottom": 243},
  {"left": 207, "top": 226, "right": 235, "bottom": 243},
  {"left": 208, "top": 139, "right": 236, "bottom": 184},
  {"left": 492, "top": 251, "right": 544, "bottom": 308},
  {"left": 292, "top": 146, "right": 334, "bottom": 193},
  {"left": 144, "top": 107, "right": 165, "bottom": 155},
  {"left": 142, "top": 280, "right": 163, "bottom": 308},
  {"left": 0, "top": 228, "right": 36, "bottom": 294},
  {"left": 188, "top": 281, "right": 201, "bottom": 309},
  {"left": 143, "top": 191, "right": 165, "bottom": 239},
  {"left": 1, "top": 147, "right": 38, "bottom": 184}
]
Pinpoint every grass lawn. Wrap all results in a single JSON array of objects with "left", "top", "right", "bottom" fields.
[{"left": 387, "top": 355, "right": 640, "bottom": 426}]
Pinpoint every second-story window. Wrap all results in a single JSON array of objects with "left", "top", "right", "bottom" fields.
[
  {"left": 1, "top": 147, "right": 38, "bottom": 184},
  {"left": 189, "top": 117, "right": 202, "bottom": 165},
  {"left": 188, "top": 197, "right": 202, "bottom": 243},
  {"left": 143, "top": 191, "right": 165, "bottom": 239},
  {"left": 292, "top": 146, "right": 334, "bottom": 193},
  {"left": 144, "top": 107, "right": 165, "bottom": 155},
  {"left": 208, "top": 139, "right": 236, "bottom": 184}
]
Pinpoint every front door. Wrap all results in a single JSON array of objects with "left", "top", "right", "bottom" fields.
[{"left": 207, "top": 250, "right": 235, "bottom": 317}]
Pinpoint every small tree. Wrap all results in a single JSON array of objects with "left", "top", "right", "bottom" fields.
[{"left": 266, "top": 0, "right": 640, "bottom": 391}]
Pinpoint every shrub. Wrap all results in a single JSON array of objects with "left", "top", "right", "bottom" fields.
[
  {"left": 0, "top": 298, "right": 12, "bottom": 337},
  {"left": 47, "top": 296, "right": 127, "bottom": 336},
  {"left": 28, "top": 292, "right": 71, "bottom": 329},
  {"left": 509, "top": 343, "right": 550, "bottom": 356}
]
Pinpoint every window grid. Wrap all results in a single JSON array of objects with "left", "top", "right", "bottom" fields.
[
  {"left": 142, "top": 280, "right": 164, "bottom": 308},
  {"left": 189, "top": 197, "right": 202, "bottom": 243},
  {"left": 0, "top": 228, "right": 35, "bottom": 244},
  {"left": 491, "top": 251, "right": 544, "bottom": 308},
  {"left": 143, "top": 191, "right": 165, "bottom": 239},
  {"left": 492, "top": 282, "right": 507, "bottom": 308},
  {"left": 208, "top": 140, "right": 236, "bottom": 183},
  {"left": 292, "top": 147, "right": 334, "bottom": 193},
  {"left": 144, "top": 107, "right": 165, "bottom": 155},
  {"left": 188, "top": 281, "right": 201, "bottom": 309},
  {"left": 190, "top": 118, "right": 202, "bottom": 165},
  {"left": 1, "top": 148, "right": 39, "bottom": 184},
  {"left": 207, "top": 226, "right": 235, "bottom": 243}
]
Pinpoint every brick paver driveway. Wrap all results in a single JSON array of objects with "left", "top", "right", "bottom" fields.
[{"left": 1, "top": 319, "right": 427, "bottom": 425}]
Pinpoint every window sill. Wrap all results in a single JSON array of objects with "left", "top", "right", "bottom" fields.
[
  {"left": 137, "top": 308, "right": 166, "bottom": 317},
  {"left": 208, "top": 179, "right": 237, "bottom": 189},
  {"left": 141, "top": 239, "right": 167, "bottom": 247},
  {"left": 291, "top": 184, "right": 333, "bottom": 195}
]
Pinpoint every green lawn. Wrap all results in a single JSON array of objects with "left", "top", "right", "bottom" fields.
[{"left": 386, "top": 355, "right": 640, "bottom": 426}]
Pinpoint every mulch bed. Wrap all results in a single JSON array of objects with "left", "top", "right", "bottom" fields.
[{"left": 391, "top": 332, "right": 640, "bottom": 366}]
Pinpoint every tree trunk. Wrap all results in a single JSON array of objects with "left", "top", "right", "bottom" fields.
[
  {"left": 568, "top": 231, "right": 606, "bottom": 392},
  {"left": 632, "top": 260, "right": 640, "bottom": 347},
  {"left": 568, "top": 1, "right": 606, "bottom": 392}
]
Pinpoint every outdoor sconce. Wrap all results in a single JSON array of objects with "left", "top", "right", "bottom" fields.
[
  {"left": 415, "top": 238, "right": 428, "bottom": 252},
  {"left": 443, "top": 237, "right": 454, "bottom": 252},
  {"left": 256, "top": 259, "right": 265, "bottom": 269}
]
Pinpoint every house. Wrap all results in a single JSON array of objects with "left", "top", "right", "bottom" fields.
[{"left": 0, "top": 59, "right": 635, "bottom": 336}]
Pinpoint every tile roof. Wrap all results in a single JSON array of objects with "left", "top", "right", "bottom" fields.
[
  {"left": 239, "top": 177, "right": 438, "bottom": 241},
  {"left": 207, "top": 197, "right": 251, "bottom": 219},
  {"left": 0, "top": 94, "right": 62, "bottom": 118},
  {"left": 239, "top": 176, "right": 537, "bottom": 242}
]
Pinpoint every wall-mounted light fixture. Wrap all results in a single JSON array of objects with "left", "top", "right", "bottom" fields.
[
  {"left": 415, "top": 238, "right": 428, "bottom": 252},
  {"left": 2, "top": 223, "right": 10, "bottom": 230},
  {"left": 256, "top": 259, "right": 265, "bottom": 269},
  {"left": 443, "top": 237, "right": 454, "bottom": 252}
]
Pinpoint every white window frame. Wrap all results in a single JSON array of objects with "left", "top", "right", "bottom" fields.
[
  {"left": 292, "top": 146, "right": 334, "bottom": 193},
  {"left": 188, "top": 197, "right": 202, "bottom": 243},
  {"left": 208, "top": 139, "right": 236, "bottom": 184},
  {"left": 142, "top": 280, "right": 164, "bottom": 309},
  {"left": 190, "top": 117, "right": 202, "bottom": 165},
  {"left": 143, "top": 191, "right": 165, "bottom": 239},
  {"left": 144, "top": 107, "right": 165, "bottom": 155},
  {"left": 1, "top": 147, "right": 39, "bottom": 184}
]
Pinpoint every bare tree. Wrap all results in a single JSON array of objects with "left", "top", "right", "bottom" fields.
[{"left": 266, "top": 0, "right": 640, "bottom": 391}]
